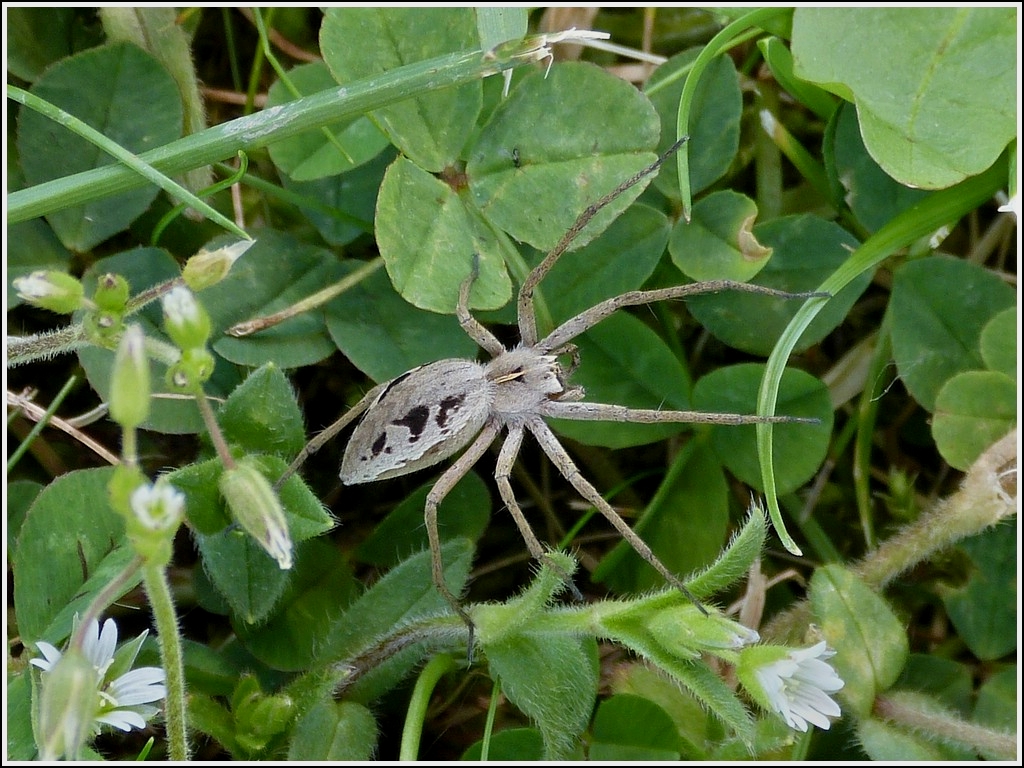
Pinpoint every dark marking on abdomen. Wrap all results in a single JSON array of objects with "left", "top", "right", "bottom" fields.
[
  {"left": 392, "top": 405, "right": 430, "bottom": 441},
  {"left": 436, "top": 394, "right": 465, "bottom": 428}
]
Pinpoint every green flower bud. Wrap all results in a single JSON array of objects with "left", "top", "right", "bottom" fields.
[
  {"left": 162, "top": 286, "right": 211, "bottom": 349},
  {"left": 219, "top": 459, "right": 293, "bottom": 570},
  {"left": 165, "top": 347, "right": 215, "bottom": 392},
  {"left": 93, "top": 273, "right": 131, "bottom": 313},
  {"left": 109, "top": 325, "right": 151, "bottom": 430},
  {"left": 127, "top": 480, "right": 186, "bottom": 565},
  {"left": 13, "top": 271, "right": 85, "bottom": 314},
  {"left": 182, "top": 239, "right": 254, "bottom": 291},
  {"left": 646, "top": 605, "right": 760, "bottom": 660},
  {"left": 83, "top": 308, "right": 124, "bottom": 346},
  {"left": 35, "top": 647, "right": 98, "bottom": 761}
]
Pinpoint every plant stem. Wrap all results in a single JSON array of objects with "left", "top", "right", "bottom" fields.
[
  {"left": 142, "top": 563, "right": 190, "bottom": 761},
  {"left": 69, "top": 555, "right": 145, "bottom": 653},
  {"left": 399, "top": 654, "right": 456, "bottom": 761},
  {"left": 874, "top": 692, "right": 1017, "bottom": 759}
]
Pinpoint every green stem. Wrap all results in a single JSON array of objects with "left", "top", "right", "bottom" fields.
[
  {"left": 399, "top": 654, "right": 456, "bottom": 761},
  {"left": 195, "top": 389, "right": 235, "bottom": 470},
  {"left": 70, "top": 554, "right": 145, "bottom": 653},
  {"left": 142, "top": 563, "right": 189, "bottom": 761},
  {"left": 6, "top": 85, "right": 248, "bottom": 240},
  {"left": 6, "top": 375, "right": 78, "bottom": 472},
  {"left": 875, "top": 692, "right": 1017, "bottom": 760},
  {"left": 9, "top": 44, "right": 527, "bottom": 223}
]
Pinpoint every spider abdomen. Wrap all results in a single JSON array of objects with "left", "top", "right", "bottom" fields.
[{"left": 341, "top": 359, "right": 494, "bottom": 484}]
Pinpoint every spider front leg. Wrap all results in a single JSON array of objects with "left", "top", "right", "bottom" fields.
[
  {"left": 424, "top": 420, "right": 502, "bottom": 660},
  {"left": 526, "top": 417, "right": 707, "bottom": 613},
  {"left": 457, "top": 254, "right": 504, "bottom": 356},
  {"left": 494, "top": 425, "right": 584, "bottom": 601}
]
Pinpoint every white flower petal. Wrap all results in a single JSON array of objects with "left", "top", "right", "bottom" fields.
[
  {"left": 108, "top": 667, "right": 167, "bottom": 706},
  {"left": 31, "top": 641, "right": 64, "bottom": 671},
  {"left": 753, "top": 642, "right": 845, "bottom": 733},
  {"left": 96, "top": 709, "right": 147, "bottom": 732}
]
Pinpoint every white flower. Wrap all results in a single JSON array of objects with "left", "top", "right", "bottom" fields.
[
  {"left": 161, "top": 285, "right": 202, "bottom": 324},
  {"left": 751, "top": 641, "right": 845, "bottom": 732},
  {"left": 31, "top": 618, "right": 166, "bottom": 737},
  {"left": 130, "top": 481, "right": 186, "bottom": 531}
]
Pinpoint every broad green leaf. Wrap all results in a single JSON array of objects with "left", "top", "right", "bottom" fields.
[
  {"left": 217, "top": 363, "right": 306, "bottom": 461},
  {"left": 486, "top": 634, "right": 598, "bottom": 759},
  {"left": 589, "top": 694, "right": 681, "bottom": 761},
  {"left": 979, "top": 307, "right": 1016, "bottom": 377},
  {"left": 6, "top": 219, "right": 71, "bottom": 310},
  {"left": 941, "top": 520, "right": 1017, "bottom": 661},
  {"left": 550, "top": 313, "right": 692, "bottom": 448},
  {"left": 686, "top": 215, "right": 866, "bottom": 355},
  {"left": 6, "top": 480, "right": 42, "bottom": 561},
  {"left": 375, "top": 155, "right": 514, "bottom": 313},
  {"left": 13, "top": 467, "right": 136, "bottom": 645},
  {"left": 792, "top": 8, "right": 1015, "bottom": 189},
  {"left": 810, "top": 565, "right": 909, "bottom": 717},
  {"left": 165, "top": 457, "right": 230, "bottom": 535},
  {"left": 973, "top": 665, "right": 1017, "bottom": 740},
  {"left": 693, "top": 364, "right": 833, "bottom": 494},
  {"left": 235, "top": 539, "right": 359, "bottom": 671},
  {"left": 757, "top": 36, "right": 838, "bottom": 122},
  {"left": 16, "top": 41, "right": 183, "bottom": 250},
  {"left": 538, "top": 203, "right": 671, "bottom": 326},
  {"left": 611, "top": 664, "right": 709, "bottom": 759},
  {"left": 595, "top": 442, "right": 728, "bottom": 594},
  {"left": 5, "top": 7, "right": 97, "bottom": 81},
  {"left": 462, "top": 727, "right": 544, "bottom": 761},
  {"left": 77, "top": 247, "right": 240, "bottom": 435},
  {"left": 320, "top": 7, "right": 480, "bottom": 172},
  {"left": 469, "top": 62, "right": 661, "bottom": 252},
  {"left": 267, "top": 61, "right": 389, "bottom": 181},
  {"left": 197, "top": 529, "right": 292, "bottom": 625},
  {"left": 325, "top": 260, "right": 480, "bottom": 383},
  {"left": 932, "top": 371, "right": 1016, "bottom": 471},
  {"left": 5, "top": 672, "right": 36, "bottom": 760},
  {"left": 281, "top": 146, "right": 391, "bottom": 247},
  {"left": 646, "top": 50, "right": 742, "bottom": 198},
  {"left": 288, "top": 700, "right": 377, "bottom": 761},
  {"left": 356, "top": 471, "right": 490, "bottom": 568},
  {"left": 202, "top": 230, "right": 350, "bottom": 369},
  {"left": 895, "top": 654, "right": 973, "bottom": 715},
  {"left": 669, "top": 191, "right": 772, "bottom": 282},
  {"left": 476, "top": 7, "right": 528, "bottom": 51},
  {"left": 890, "top": 256, "right": 1015, "bottom": 411},
  {"left": 829, "top": 103, "right": 928, "bottom": 233}
]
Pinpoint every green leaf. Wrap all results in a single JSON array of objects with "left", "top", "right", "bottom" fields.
[
  {"left": 266, "top": 61, "right": 389, "bottom": 181},
  {"left": 5, "top": 671, "right": 37, "bottom": 760},
  {"left": 16, "top": 41, "right": 183, "bottom": 250},
  {"left": 538, "top": 203, "right": 671, "bottom": 326},
  {"left": 203, "top": 230, "right": 350, "bottom": 369},
  {"left": 857, "top": 716, "right": 948, "bottom": 761},
  {"left": 595, "top": 442, "right": 728, "bottom": 594},
  {"left": 5, "top": 480, "right": 42, "bottom": 561},
  {"left": 375, "top": 155, "right": 514, "bottom": 313},
  {"left": 757, "top": 36, "right": 838, "bottom": 122},
  {"left": 13, "top": 467, "right": 137, "bottom": 645},
  {"left": 979, "top": 307, "right": 1016, "bottom": 377},
  {"left": 829, "top": 103, "right": 928, "bottom": 232},
  {"left": 589, "top": 694, "right": 681, "bottom": 761},
  {"left": 792, "top": 8, "right": 1015, "bottom": 189},
  {"left": 5, "top": 7, "right": 95, "bottom": 82},
  {"left": 288, "top": 700, "right": 377, "bottom": 761},
  {"left": 462, "top": 727, "right": 544, "bottom": 761},
  {"left": 325, "top": 260, "right": 480, "bottom": 383},
  {"left": 686, "top": 215, "right": 866, "bottom": 355},
  {"left": 889, "top": 256, "right": 1015, "bottom": 411},
  {"left": 218, "top": 363, "right": 307, "bottom": 461},
  {"left": 356, "top": 471, "right": 490, "bottom": 568},
  {"left": 646, "top": 50, "right": 742, "bottom": 197},
  {"left": 973, "top": 665, "right": 1017, "bottom": 737},
  {"left": 486, "top": 634, "right": 598, "bottom": 759},
  {"left": 476, "top": 7, "right": 528, "bottom": 51},
  {"left": 77, "top": 246, "right": 244, "bottom": 434},
  {"left": 196, "top": 528, "right": 292, "bottom": 626},
  {"left": 941, "top": 520, "right": 1017, "bottom": 661},
  {"left": 669, "top": 191, "right": 773, "bottom": 282},
  {"left": 932, "top": 371, "right": 1016, "bottom": 471},
  {"left": 693, "top": 364, "right": 833, "bottom": 494},
  {"left": 809, "top": 564, "right": 909, "bottom": 717},
  {"left": 165, "top": 457, "right": 230, "bottom": 535},
  {"left": 469, "top": 62, "right": 661, "bottom": 252},
  {"left": 895, "top": 654, "right": 973, "bottom": 714},
  {"left": 235, "top": 539, "right": 359, "bottom": 671},
  {"left": 320, "top": 7, "right": 480, "bottom": 172},
  {"left": 549, "top": 312, "right": 691, "bottom": 448}
]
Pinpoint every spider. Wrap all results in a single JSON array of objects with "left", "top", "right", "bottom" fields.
[{"left": 280, "top": 138, "right": 819, "bottom": 649}]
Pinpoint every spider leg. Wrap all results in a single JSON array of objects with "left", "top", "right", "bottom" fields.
[
  {"left": 539, "top": 400, "right": 818, "bottom": 426},
  {"left": 494, "top": 424, "right": 585, "bottom": 601},
  {"left": 518, "top": 137, "right": 690, "bottom": 347},
  {"left": 274, "top": 380, "right": 388, "bottom": 490},
  {"left": 458, "top": 254, "right": 504, "bottom": 357},
  {"left": 538, "top": 281, "right": 830, "bottom": 353},
  {"left": 424, "top": 420, "right": 502, "bottom": 660},
  {"left": 526, "top": 417, "right": 706, "bottom": 613}
]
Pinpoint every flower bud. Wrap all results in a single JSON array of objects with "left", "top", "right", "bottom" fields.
[
  {"left": 36, "top": 647, "right": 99, "bottom": 761},
  {"left": 182, "top": 239, "right": 254, "bottom": 291},
  {"left": 165, "top": 347, "right": 215, "bottom": 392},
  {"left": 646, "top": 605, "right": 761, "bottom": 659},
  {"left": 162, "top": 286, "right": 211, "bottom": 350},
  {"left": 13, "top": 271, "right": 85, "bottom": 314},
  {"left": 219, "top": 459, "right": 293, "bottom": 570},
  {"left": 109, "top": 325, "right": 151, "bottom": 430},
  {"left": 127, "top": 480, "right": 186, "bottom": 565},
  {"left": 93, "top": 273, "right": 131, "bottom": 313}
]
